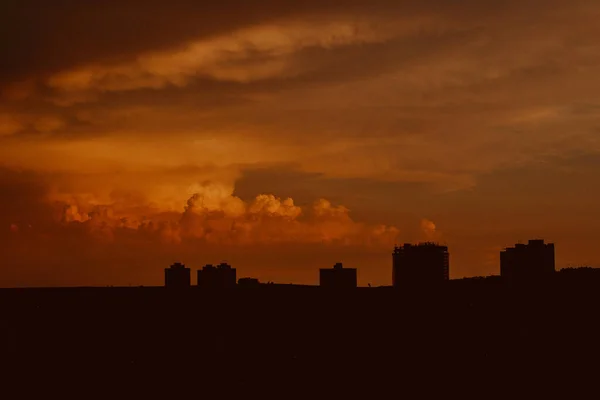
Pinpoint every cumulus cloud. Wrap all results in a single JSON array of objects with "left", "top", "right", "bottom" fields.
[
  {"left": 50, "top": 178, "right": 399, "bottom": 247},
  {"left": 248, "top": 194, "right": 301, "bottom": 219},
  {"left": 185, "top": 181, "right": 247, "bottom": 217},
  {"left": 420, "top": 219, "right": 438, "bottom": 241},
  {"left": 63, "top": 204, "right": 89, "bottom": 223}
]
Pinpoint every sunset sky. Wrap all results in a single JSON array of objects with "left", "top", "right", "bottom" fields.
[{"left": 2, "top": 0, "right": 600, "bottom": 287}]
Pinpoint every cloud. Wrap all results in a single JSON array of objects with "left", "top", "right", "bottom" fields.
[
  {"left": 177, "top": 184, "right": 399, "bottom": 246},
  {"left": 4, "top": 0, "right": 600, "bottom": 190},
  {"left": 33, "top": 115, "right": 65, "bottom": 133},
  {"left": 1, "top": 80, "right": 35, "bottom": 101},
  {"left": 185, "top": 181, "right": 247, "bottom": 217},
  {"left": 0, "top": 113, "right": 23, "bottom": 136},
  {"left": 248, "top": 194, "right": 301, "bottom": 219},
  {"left": 23, "top": 171, "right": 399, "bottom": 247},
  {"left": 0, "top": 112, "right": 67, "bottom": 136},
  {"left": 420, "top": 219, "right": 438, "bottom": 240},
  {"left": 45, "top": 19, "right": 394, "bottom": 102},
  {"left": 3, "top": 0, "right": 600, "bottom": 286},
  {"left": 63, "top": 204, "right": 89, "bottom": 223},
  {"left": 0, "top": 0, "right": 515, "bottom": 84}
]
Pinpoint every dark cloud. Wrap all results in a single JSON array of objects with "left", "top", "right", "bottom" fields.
[
  {"left": 0, "top": 168, "right": 54, "bottom": 227},
  {"left": 0, "top": 0, "right": 575, "bottom": 86}
]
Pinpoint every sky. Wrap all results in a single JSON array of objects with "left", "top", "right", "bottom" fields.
[{"left": 2, "top": 0, "right": 600, "bottom": 287}]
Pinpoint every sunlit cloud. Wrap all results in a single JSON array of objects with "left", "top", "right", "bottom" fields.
[
  {"left": 54, "top": 179, "right": 399, "bottom": 247},
  {"left": 47, "top": 19, "right": 395, "bottom": 97},
  {"left": 420, "top": 219, "right": 438, "bottom": 240}
]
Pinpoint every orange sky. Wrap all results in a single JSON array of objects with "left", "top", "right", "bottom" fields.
[{"left": 2, "top": 0, "right": 600, "bottom": 287}]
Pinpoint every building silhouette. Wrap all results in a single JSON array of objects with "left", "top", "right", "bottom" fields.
[
  {"left": 320, "top": 263, "right": 357, "bottom": 289},
  {"left": 164, "top": 262, "right": 191, "bottom": 288},
  {"left": 500, "top": 239, "right": 555, "bottom": 283},
  {"left": 197, "top": 262, "right": 237, "bottom": 289},
  {"left": 392, "top": 243, "right": 449, "bottom": 287},
  {"left": 238, "top": 277, "right": 261, "bottom": 288}
]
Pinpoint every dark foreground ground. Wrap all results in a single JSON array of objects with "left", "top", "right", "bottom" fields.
[{"left": 2, "top": 270, "right": 600, "bottom": 396}]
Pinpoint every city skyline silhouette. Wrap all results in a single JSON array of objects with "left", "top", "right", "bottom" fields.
[
  {"left": 0, "top": 236, "right": 590, "bottom": 289},
  {"left": 162, "top": 238, "right": 559, "bottom": 288}
]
